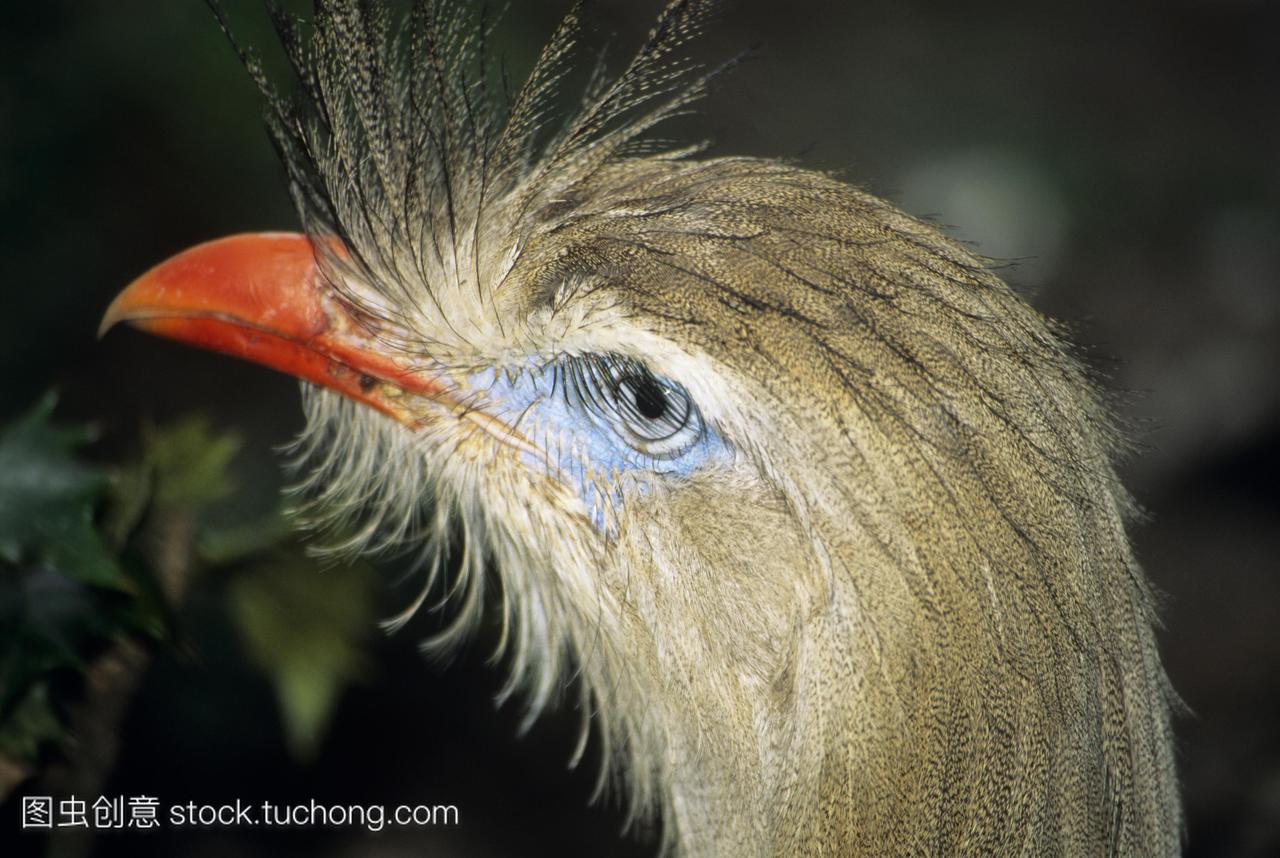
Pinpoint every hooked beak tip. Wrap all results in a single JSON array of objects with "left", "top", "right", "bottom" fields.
[{"left": 97, "top": 293, "right": 131, "bottom": 340}]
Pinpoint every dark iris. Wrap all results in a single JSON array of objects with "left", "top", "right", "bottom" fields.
[{"left": 630, "top": 375, "right": 669, "bottom": 420}]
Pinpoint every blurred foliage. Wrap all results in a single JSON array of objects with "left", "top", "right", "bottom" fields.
[
  {"left": 0, "top": 393, "right": 127, "bottom": 592},
  {"left": 0, "top": 395, "right": 377, "bottom": 800},
  {"left": 0, "top": 394, "right": 148, "bottom": 799},
  {"left": 229, "top": 551, "right": 374, "bottom": 760},
  {"left": 142, "top": 416, "right": 241, "bottom": 510}
]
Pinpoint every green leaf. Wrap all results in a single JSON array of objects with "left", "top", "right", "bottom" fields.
[
  {"left": 144, "top": 416, "right": 241, "bottom": 509},
  {"left": 0, "top": 683, "right": 62, "bottom": 763},
  {"left": 0, "top": 392, "right": 126, "bottom": 590},
  {"left": 228, "top": 548, "right": 376, "bottom": 760},
  {"left": 101, "top": 459, "right": 153, "bottom": 552}
]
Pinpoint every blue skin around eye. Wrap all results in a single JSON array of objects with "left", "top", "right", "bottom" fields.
[{"left": 465, "top": 364, "right": 730, "bottom": 529}]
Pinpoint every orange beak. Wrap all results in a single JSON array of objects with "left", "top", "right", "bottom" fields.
[{"left": 100, "top": 233, "right": 444, "bottom": 424}]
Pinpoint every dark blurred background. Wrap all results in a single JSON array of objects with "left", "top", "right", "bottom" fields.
[{"left": 2, "top": 0, "right": 1277, "bottom": 855}]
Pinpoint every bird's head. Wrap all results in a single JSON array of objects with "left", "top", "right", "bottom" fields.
[
  {"left": 102, "top": 0, "right": 818, "bottom": 766},
  {"left": 100, "top": 0, "right": 1179, "bottom": 851}
]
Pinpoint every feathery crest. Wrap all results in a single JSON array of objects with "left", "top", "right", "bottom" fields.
[{"left": 209, "top": 0, "right": 731, "bottom": 339}]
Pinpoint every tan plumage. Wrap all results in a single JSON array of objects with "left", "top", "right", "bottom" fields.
[{"left": 171, "top": 1, "right": 1182, "bottom": 854}]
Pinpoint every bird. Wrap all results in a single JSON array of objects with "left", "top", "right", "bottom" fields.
[{"left": 100, "top": 1, "right": 1182, "bottom": 855}]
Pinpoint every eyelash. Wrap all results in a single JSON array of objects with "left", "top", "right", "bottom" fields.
[{"left": 551, "top": 354, "right": 705, "bottom": 460}]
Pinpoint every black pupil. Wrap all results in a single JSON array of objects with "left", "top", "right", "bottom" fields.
[{"left": 631, "top": 377, "right": 669, "bottom": 420}]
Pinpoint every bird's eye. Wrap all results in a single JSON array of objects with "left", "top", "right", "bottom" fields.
[
  {"left": 622, "top": 374, "right": 670, "bottom": 421},
  {"left": 559, "top": 356, "right": 704, "bottom": 460}
]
